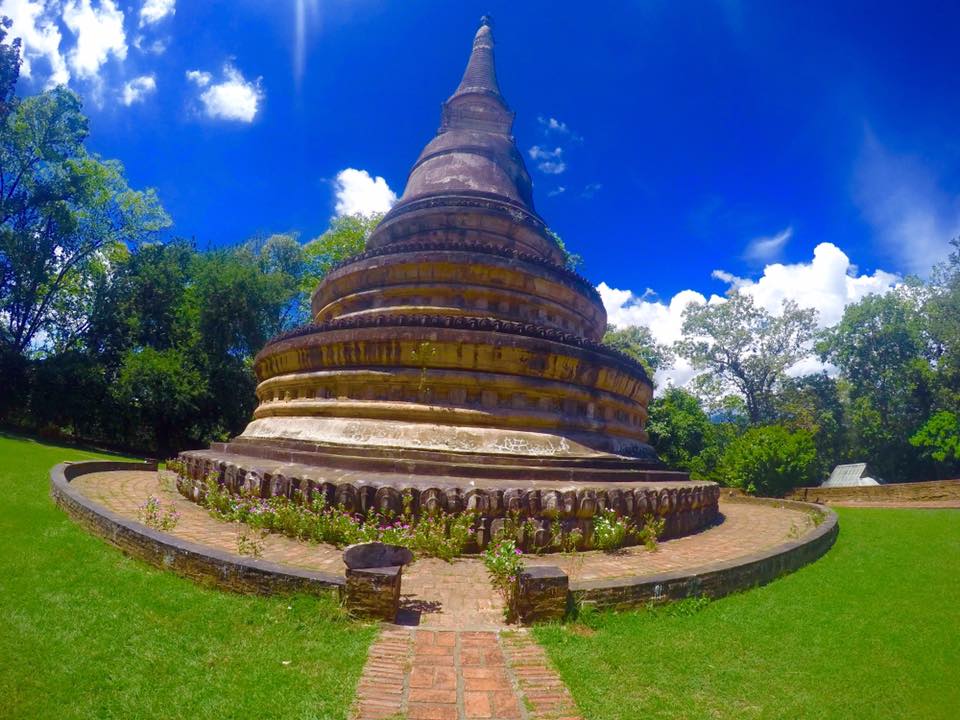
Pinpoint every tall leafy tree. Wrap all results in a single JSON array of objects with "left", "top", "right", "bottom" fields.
[
  {"left": 0, "top": 87, "right": 169, "bottom": 355},
  {"left": 646, "top": 387, "right": 711, "bottom": 471},
  {"left": 0, "top": 17, "right": 22, "bottom": 120},
  {"left": 817, "top": 286, "right": 937, "bottom": 480},
  {"left": 675, "top": 293, "right": 818, "bottom": 423},
  {"left": 774, "top": 372, "right": 847, "bottom": 479}
]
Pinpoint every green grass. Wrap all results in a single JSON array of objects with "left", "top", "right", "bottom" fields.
[
  {"left": 0, "top": 433, "right": 376, "bottom": 720},
  {"left": 536, "top": 507, "right": 960, "bottom": 719}
]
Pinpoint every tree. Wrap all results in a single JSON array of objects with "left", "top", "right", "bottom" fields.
[
  {"left": 817, "top": 286, "right": 936, "bottom": 481},
  {"left": 927, "top": 238, "right": 960, "bottom": 411},
  {"left": 0, "top": 87, "right": 170, "bottom": 355},
  {"left": 716, "top": 424, "right": 818, "bottom": 496},
  {"left": 602, "top": 324, "right": 674, "bottom": 378},
  {"left": 0, "top": 17, "right": 22, "bottom": 120},
  {"left": 675, "top": 293, "right": 818, "bottom": 423},
  {"left": 910, "top": 411, "right": 960, "bottom": 466},
  {"left": 774, "top": 372, "right": 847, "bottom": 479},
  {"left": 646, "top": 387, "right": 711, "bottom": 471},
  {"left": 300, "top": 213, "right": 381, "bottom": 305},
  {"left": 113, "top": 347, "right": 206, "bottom": 458}
]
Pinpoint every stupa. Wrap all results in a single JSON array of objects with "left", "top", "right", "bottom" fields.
[{"left": 178, "top": 18, "right": 719, "bottom": 548}]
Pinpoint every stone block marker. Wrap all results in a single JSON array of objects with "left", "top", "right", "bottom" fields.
[
  {"left": 343, "top": 542, "right": 413, "bottom": 622},
  {"left": 345, "top": 566, "right": 403, "bottom": 622},
  {"left": 517, "top": 566, "right": 568, "bottom": 624}
]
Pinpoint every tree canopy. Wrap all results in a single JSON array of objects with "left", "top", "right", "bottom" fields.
[{"left": 675, "top": 293, "right": 818, "bottom": 423}]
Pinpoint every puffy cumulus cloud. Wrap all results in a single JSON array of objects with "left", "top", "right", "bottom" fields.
[
  {"left": 187, "top": 64, "right": 262, "bottom": 122},
  {"left": 855, "top": 132, "right": 960, "bottom": 275},
  {"left": 528, "top": 145, "right": 565, "bottom": 175},
  {"left": 62, "top": 0, "right": 127, "bottom": 81},
  {"left": 744, "top": 226, "right": 791, "bottom": 264},
  {"left": 139, "top": 0, "right": 174, "bottom": 28},
  {"left": 333, "top": 168, "right": 397, "bottom": 217},
  {"left": 712, "top": 242, "right": 899, "bottom": 326},
  {"left": 1, "top": 0, "right": 70, "bottom": 87},
  {"left": 600, "top": 242, "right": 899, "bottom": 389},
  {"left": 121, "top": 73, "right": 155, "bottom": 105}
]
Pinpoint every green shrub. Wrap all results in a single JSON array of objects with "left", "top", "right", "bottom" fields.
[
  {"left": 592, "top": 509, "right": 632, "bottom": 552},
  {"left": 482, "top": 538, "right": 525, "bottom": 622},
  {"left": 716, "top": 424, "right": 817, "bottom": 496}
]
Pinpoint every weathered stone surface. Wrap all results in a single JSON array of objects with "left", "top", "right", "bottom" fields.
[
  {"left": 344, "top": 566, "right": 402, "bottom": 621},
  {"left": 517, "top": 565, "right": 568, "bottom": 623},
  {"left": 343, "top": 542, "right": 414, "bottom": 570}
]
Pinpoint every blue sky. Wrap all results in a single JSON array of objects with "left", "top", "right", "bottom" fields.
[{"left": 4, "top": 0, "right": 960, "bottom": 382}]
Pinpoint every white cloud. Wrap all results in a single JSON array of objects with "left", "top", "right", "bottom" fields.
[
  {"left": 744, "top": 226, "right": 792, "bottom": 264},
  {"left": 333, "top": 168, "right": 397, "bottom": 216},
  {"left": 187, "top": 64, "right": 262, "bottom": 122},
  {"left": 121, "top": 73, "right": 155, "bottom": 105},
  {"left": 528, "top": 145, "right": 565, "bottom": 175},
  {"left": 62, "top": 0, "right": 127, "bottom": 81},
  {"left": 547, "top": 186, "right": 566, "bottom": 197},
  {"left": 185, "top": 69, "right": 210, "bottom": 87},
  {"left": 600, "top": 241, "right": 900, "bottom": 388},
  {"left": 537, "top": 115, "right": 583, "bottom": 142},
  {"left": 1, "top": 0, "right": 70, "bottom": 87},
  {"left": 713, "top": 242, "right": 899, "bottom": 326},
  {"left": 854, "top": 131, "right": 960, "bottom": 275},
  {"left": 139, "top": 0, "right": 174, "bottom": 28}
]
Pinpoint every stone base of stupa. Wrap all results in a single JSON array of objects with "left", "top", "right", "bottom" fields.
[{"left": 176, "top": 438, "right": 720, "bottom": 552}]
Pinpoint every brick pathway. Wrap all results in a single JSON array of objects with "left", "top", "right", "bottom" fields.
[
  {"left": 351, "top": 628, "right": 580, "bottom": 720},
  {"left": 72, "top": 470, "right": 346, "bottom": 574}
]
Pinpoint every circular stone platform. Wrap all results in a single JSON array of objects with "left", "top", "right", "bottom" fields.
[{"left": 53, "top": 462, "right": 838, "bottom": 629}]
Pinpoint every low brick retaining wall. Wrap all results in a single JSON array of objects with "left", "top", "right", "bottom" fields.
[
  {"left": 50, "top": 461, "right": 344, "bottom": 597},
  {"left": 787, "top": 479, "right": 960, "bottom": 504},
  {"left": 572, "top": 496, "right": 838, "bottom": 610}
]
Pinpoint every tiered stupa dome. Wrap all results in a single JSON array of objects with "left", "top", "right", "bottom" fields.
[
  {"left": 249, "top": 18, "right": 654, "bottom": 461},
  {"left": 178, "top": 18, "right": 720, "bottom": 547}
]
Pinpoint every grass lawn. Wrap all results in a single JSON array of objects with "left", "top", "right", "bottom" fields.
[
  {"left": 0, "top": 433, "right": 376, "bottom": 720},
  {"left": 536, "top": 506, "right": 960, "bottom": 719}
]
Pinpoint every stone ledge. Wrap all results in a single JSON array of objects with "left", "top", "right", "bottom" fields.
[
  {"left": 50, "top": 461, "right": 344, "bottom": 597},
  {"left": 787, "top": 479, "right": 960, "bottom": 504},
  {"left": 571, "top": 498, "right": 838, "bottom": 610}
]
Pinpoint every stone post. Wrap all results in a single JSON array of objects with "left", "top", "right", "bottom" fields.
[
  {"left": 517, "top": 565, "right": 569, "bottom": 624},
  {"left": 344, "top": 566, "right": 403, "bottom": 622}
]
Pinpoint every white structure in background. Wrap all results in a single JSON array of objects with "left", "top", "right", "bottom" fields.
[{"left": 821, "top": 463, "right": 885, "bottom": 487}]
